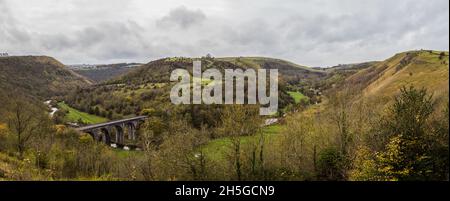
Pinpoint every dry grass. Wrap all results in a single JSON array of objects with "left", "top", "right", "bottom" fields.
[{"left": 352, "top": 50, "right": 448, "bottom": 102}]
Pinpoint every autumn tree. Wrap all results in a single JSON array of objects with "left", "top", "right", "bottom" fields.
[
  {"left": 357, "top": 86, "right": 449, "bottom": 181},
  {"left": 218, "top": 105, "right": 263, "bottom": 181},
  {"left": 275, "top": 114, "right": 321, "bottom": 180}
]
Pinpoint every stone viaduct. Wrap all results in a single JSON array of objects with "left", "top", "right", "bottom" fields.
[{"left": 76, "top": 116, "right": 147, "bottom": 145}]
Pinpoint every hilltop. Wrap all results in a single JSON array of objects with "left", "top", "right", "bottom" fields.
[
  {"left": 0, "top": 56, "right": 92, "bottom": 99},
  {"left": 217, "top": 56, "right": 324, "bottom": 73},
  {"left": 216, "top": 57, "right": 326, "bottom": 83}
]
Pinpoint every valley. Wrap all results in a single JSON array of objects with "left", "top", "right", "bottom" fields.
[
  {"left": 0, "top": 50, "right": 448, "bottom": 181},
  {"left": 68, "top": 63, "right": 143, "bottom": 83}
]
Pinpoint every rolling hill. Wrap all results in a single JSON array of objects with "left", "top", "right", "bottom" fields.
[
  {"left": 110, "top": 56, "right": 326, "bottom": 85},
  {"left": 63, "top": 56, "right": 326, "bottom": 124},
  {"left": 69, "top": 63, "right": 142, "bottom": 83},
  {"left": 0, "top": 56, "right": 92, "bottom": 99},
  {"left": 216, "top": 56, "right": 327, "bottom": 81}
]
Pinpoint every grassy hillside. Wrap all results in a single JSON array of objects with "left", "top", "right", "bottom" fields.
[
  {"left": 217, "top": 57, "right": 318, "bottom": 71},
  {"left": 201, "top": 125, "right": 282, "bottom": 163},
  {"left": 287, "top": 91, "right": 309, "bottom": 103},
  {"left": 58, "top": 102, "right": 108, "bottom": 124},
  {"left": 0, "top": 152, "right": 45, "bottom": 180},
  {"left": 0, "top": 56, "right": 92, "bottom": 99},
  {"left": 344, "top": 50, "right": 449, "bottom": 102}
]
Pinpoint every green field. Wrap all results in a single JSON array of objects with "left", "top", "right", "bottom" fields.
[
  {"left": 287, "top": 91, "right": 309, "bottom": 103},
  {"left": 58, "top": 102, "right": 108, "bottom": 124},
  {"left": 201, "top": 125, "right": 282, "bottom": 162},
  {"left": 113, "top": 149, "right": 143, "bottom": 158}
]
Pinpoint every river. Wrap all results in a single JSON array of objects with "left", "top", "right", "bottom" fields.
[{"left": 44, "top": 100, "right": 59, "bottom": 117}]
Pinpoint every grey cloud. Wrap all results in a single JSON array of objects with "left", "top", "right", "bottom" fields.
[
  {"left": 69, "top": 21, "right": 152, "bottom": 62},
  {"left": 156, "top": 6, "right": 206, "bottom": 29},
  {"left": 75, "top": 27, "right": 106, "bottom": 47},
  {"left": 39, "top": 34, "right": 74, "bottom": 51},
  {"left": 0, "top": 0, "right": 448, "bottom": 66},
  {"left": 0, "top": 1, "right": 28, "bottom": 42}
]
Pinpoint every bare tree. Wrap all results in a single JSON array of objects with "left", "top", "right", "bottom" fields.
[{"left": 7, "top": 99, "right": 47, "bottom": 158}]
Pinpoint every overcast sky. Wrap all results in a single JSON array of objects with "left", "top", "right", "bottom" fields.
[{"left": 0, "top": 0, "right": 448, "bottom": 66}]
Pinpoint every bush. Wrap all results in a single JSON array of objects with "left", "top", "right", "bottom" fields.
[
  {"left": 439, "top": 52, "right": 446, "bottom": 60},
  {"left": 364, "top": 86, "right": 449, "bottom": 181},
  {"left": 317, "top": 147, "right": 347, "bottom": 181}
]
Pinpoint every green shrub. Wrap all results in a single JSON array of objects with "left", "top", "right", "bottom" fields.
[{"left": 317, "top": 147, "right": 347, "bottom": 181}]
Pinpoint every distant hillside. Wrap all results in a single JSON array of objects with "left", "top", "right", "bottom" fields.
[
  {"left": 0, "top": 56, "right": 92, "bottom": 99},
  {"left": 70, "top": 63, "right": 142, "bottom": 83},
  {"left": 111, "top": 56, "right": 326, "bottom": 85},
  {"left": 313, "top": 61, "right": 380, "bottom": 90},
  {"left": 344, "top": 50, "right": 449, "bottom": 102},
  {"left": 324, "top": 61, "right": 381, "bottom": 72},
  {"left": 216, "top": 57, "right": 326, "bottom": 81}
]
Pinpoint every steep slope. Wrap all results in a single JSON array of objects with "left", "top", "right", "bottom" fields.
[
  {"left": 0, "top": 56, "right": 92, "bottom": 99},
  {"left": 345, "top": 50, "right": 449, "bottom": 101}
]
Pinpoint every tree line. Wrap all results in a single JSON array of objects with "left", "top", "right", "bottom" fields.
[{"left": 0, "top": 84, "right": 448, "bottom": 180}]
